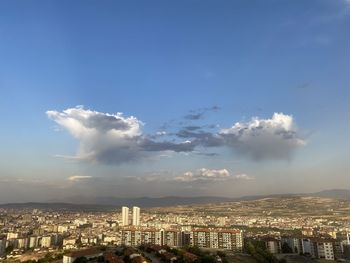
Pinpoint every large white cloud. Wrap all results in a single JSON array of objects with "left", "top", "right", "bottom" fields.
[
  {"left": 47, "top": 107, "right": 144, "bottom": 164},
  {"left": 47, "top": 106, "right": 196, "bottom": 164},
  {"left": 220, "top": 113, "right": 305, "bottom": 160},
  {"left": 47, "top": 107, "right": 305, "bottom": 164}
]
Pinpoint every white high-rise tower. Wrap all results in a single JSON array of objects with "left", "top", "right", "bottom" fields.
[
  {"left": 132, "top": 206, "right": 140, "bottom": 226},
  {"left": 121, "top": 206, "right": 129, "bottom": 226}
]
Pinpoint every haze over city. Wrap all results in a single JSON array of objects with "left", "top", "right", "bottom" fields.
[{"left": 1, "top": 0, "right": 350, "bottom": 203}]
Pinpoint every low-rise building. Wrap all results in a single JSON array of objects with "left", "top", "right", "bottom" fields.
[{"left": 63, "top": 248, "right": 102, "bottom": 263}]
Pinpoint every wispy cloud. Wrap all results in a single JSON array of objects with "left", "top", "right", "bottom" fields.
[
  {"left": 184, "top": 106, "right": 220, "bottom": 120},
  {"left": 234, "top": 173, "right": 254, "bottom": 180},
  {"left": 67, "top": 175, "right": 92, "bottom": 182},
  {"left": 174, "top": 168, "right": 254, "bottom": 183},
  {"left": 122, "top": 168, "right": 253, "bottom": 184}
]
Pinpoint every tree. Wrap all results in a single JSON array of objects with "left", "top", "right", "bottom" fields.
[
  {"left": 124, "top": 255, "right": 131, "bottom": 263},
  {"left": 74, "top": 257, "right": 88, "bottom": 263},
  {"left": 200, "top": 255, "right": 216, "bottom": 263},
  {"left": 5, "top": 244, "right": 14, "bottom": 253},
  {"left": 186, "top": 246, "right": 202, "bottom": 256},
  {"left": 216, "top": 251, "right": 226, "bottom": 258},
  {"left": 281, "top": 242, "right": 293, "bottom": 254},
  {"left": 97, "top": 255, "right": 105, "bottom": 262},
  {"left": 247, "top": 241, "right": 282, "bottom": 263}
]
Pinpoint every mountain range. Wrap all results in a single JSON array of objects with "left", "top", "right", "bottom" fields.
[{"left": 0, "top": 189, "right": 349, "bottom": 211}]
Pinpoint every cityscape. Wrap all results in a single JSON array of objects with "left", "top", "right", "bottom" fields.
[
  {"left": 1, "top": 0, "right": 350, "bottom": 263},
  {"left": 1, "top": 194, "right": 350, "bottom": 262}
]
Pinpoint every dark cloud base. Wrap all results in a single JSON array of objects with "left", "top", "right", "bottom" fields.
[{"left": 47, "top": 107, "right": 305, "bottom": 165}]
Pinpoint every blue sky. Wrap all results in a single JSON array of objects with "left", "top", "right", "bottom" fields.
[{"left": 0, "top": 0, "right": 350, "bottom": 202}]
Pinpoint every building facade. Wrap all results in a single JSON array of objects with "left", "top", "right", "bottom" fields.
[
  {"left": 132, "top": 206, "right": 140, "bottom": 226},
  {"left": 122, "top": 206, "right": 129, "bottom": 226}
]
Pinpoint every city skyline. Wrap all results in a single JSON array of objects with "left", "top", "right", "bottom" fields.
[
  {"left": 1, "top": 195, "right": 350, "bottom": 261},
  {"left": 1, "top": 0, "right": 350, "bottom": 202}
]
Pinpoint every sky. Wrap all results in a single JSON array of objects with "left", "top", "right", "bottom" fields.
[{"left": 0, "top": 0, "right": 350, "bottom": 203}]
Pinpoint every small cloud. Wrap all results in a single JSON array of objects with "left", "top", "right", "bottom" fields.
[
  {"left": 67, "top": 175, "right": 92, "bottom": 182},
  {"left": 184, "top": 106, "right": 220, "bottom": 120},
  {"left": 121, "top": 169, "right": 253, "bottom": 188},
  {"left": 53, "top": 126, "right": 62, "bottom": 132},
  {"left": 174, "top": 168, "right": 249, "bottom": 183},
  {"left": 184, "top": 112, "right": 204, "bottom": 120},
  {"left": 183, "top": 126, "right": 202, "bottom": 131},
  {"left": 194, "top": 152, "right": 219, "bottom": 157},
  {"left": 234, "top": 174, "right": 254, "bottom": 180},
  {"left": 296, "top": 83, "right": 312, "bottom": 90},
  {"left": 156, "top": 131, "right": 167, "bottom": 136}
]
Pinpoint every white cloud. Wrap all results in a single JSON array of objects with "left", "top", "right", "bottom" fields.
[
  {"left": 197, "top": 168, "right": 230, "bottom": 178},
  {"left": 47, "top": 107, "right": 305, "bottom": 164},
  {"left": 175, "top": 168, "right": 252, "bottom": 182},
  {"left": 47, "top": 106, "right": 143, "bottom": 164},
  {"left": 47, "top": 107, "right": 142, "bottom": 138},
  {"left": 47, "top": 106, "right": 197, "bottom": 164},
  {"left": 234, "top": 173, "right": 254, "bottom": 180},
  {"left": 156, "top": 131, "right": 167, "bottom": 136},
  {"left": 67, "top": 175, "right": 92, "bottom": 182},
  {"left": 220, "top": 113, "right": 305, "bottom": 161}
]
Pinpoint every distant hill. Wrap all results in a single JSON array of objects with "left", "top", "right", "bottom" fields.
[
  {"left": 237, "top": 189, "right": 350, "bottom": 201},
  {"left": 0, "top": 196, "right": 236, "bottom": 210},
  {"left": 0, "top": 202, "right": 116, "bottom": 212},
  {"left": 1, "top": 189, "right": 349, "bottom": 210},
  {"left": 236, "top": 193, "right": 300, "bottom": 201},
  {"left": 311, "top": 189, "right": 350, "bottom": 200},
  {"left": 60, "top": 195, "right": 236, "bottom": 207}
]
